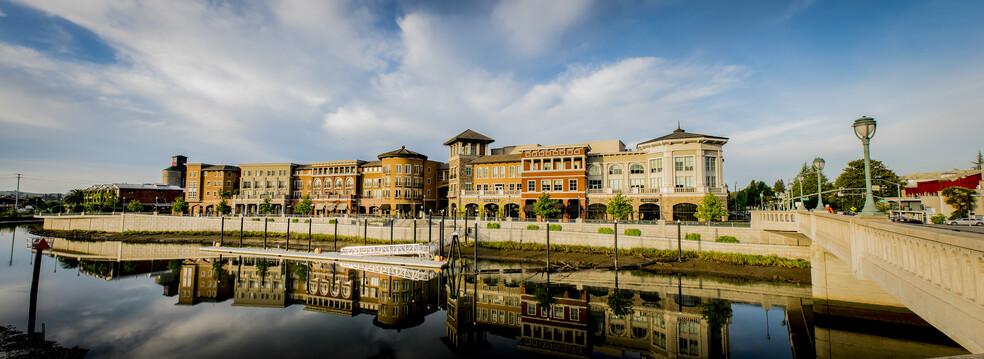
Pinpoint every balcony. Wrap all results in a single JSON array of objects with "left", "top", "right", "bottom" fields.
[{"left": 461, "top": 190, "right": 522, "bottom": 197}]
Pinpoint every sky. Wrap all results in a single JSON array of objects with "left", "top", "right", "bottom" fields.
[{"left": 1, "top": 0, "right": 983, "bottom": 194}]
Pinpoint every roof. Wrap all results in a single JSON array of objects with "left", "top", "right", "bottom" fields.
[
  {"left": 378, "top": 146, "right": 428, "bottom": 160},
  {"left": 471, "top": 153, "right": 522, "bottom": 164},
  {"left": 443, "top": 129, "right": 495, "bottom": 145},
  {"left": 903, "top": 169, "right": 982, "bottom": 181},
  {"left": 88, "top": 183, "right": 184, "bottom": 191},
  {"left": 202, "top": 165, "right": 240, "bottom": 171},
  {"left": 362, "top": 160, "right": 381, "bottom": 167},
  {"left": 437, "top": 163, "right": 450, "bottom": 170},
  {"left": 638, "top": 126, "right": 728, "bottom": 146}
]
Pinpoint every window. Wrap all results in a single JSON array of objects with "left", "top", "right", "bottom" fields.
[
  {"left": 346, "top": 178, "right": 354, "bottom": 188},
  {"left": 508, "top": 165, "right": 515, "bottom": 178},
  {"left": 509, "top": 312, "right": 515, "bottom": 325},
  {"left": 589, "top": 180, "right": 602, "bottom": 189},
  {"left": 630, "top": 179, "right": 644, "bottom": 188},
  {"left": 553, "top": 305, "right": 564, "bottom": 318},
  {"left": 650, "top": 158, "right": 662, "bottom": 173},
  {"left": 705, "top": 156, "right": 717, "bottom": 187},
  {"left": 651, "top": 177, "right": 663, "bottom": 189},
  {"left": 588, "top": 165, "right": 601, "bottom": 176},
  {"left": 569, "top": 179, "right": 578, "bottom": 191},
  {"left": 491, "top": 166, "right": 498, "bottom": 178},
  {"left": 608, "top": 179, "right": 623, "bottom": 189},
  {"left": 674, "top": 156, "right": 694, "bottom": 171},
  {"left": 499, "top": 166, "right": 505, "bottom": 179},
  {"left": 405, "top": 164, "right": 411, "bottom": 174},
  {"left": 609, "top": 165, "right": 622, "bottom": 175},
  {"left": 675, "top": 176, "right": 695, "bottom": 187},
  {"left": 528, "top": 180, "right": 535, "bottom": 192},
  {"left": 396, "top": 165, "right": 402, "bottom": 174},
  {"left": 630, "top": 164, "right": 645, "bottom": 174},
  {"left": 541, "top": 180, "right": 550, "bottom": 192},
  {"left": 553, "top": 179, "right": 563, "bottom": 191},
  {"left": 465, "top": 166, "right": 472, "bottom": 176},
  {"left": 570, "top": 308, "right": 579, "bottom": 321},
  {"left": 395, "top": 177, "right": 402, "bottom": 187},
  {"left": 544, "top": 161, "right": 552, "bottom": 171}
]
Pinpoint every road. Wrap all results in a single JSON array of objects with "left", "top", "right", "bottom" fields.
[{"left": 924, "top": 224, "right": 984, "bottom": 235}]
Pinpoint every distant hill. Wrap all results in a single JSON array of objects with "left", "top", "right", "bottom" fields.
[{"left": 0, "top": 191, "right": 63, "bottom": 199}]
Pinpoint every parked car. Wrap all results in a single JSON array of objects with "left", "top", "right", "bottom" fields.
[
  {"left": 890, "top": 216, "right": 923, "bottom": 224},
  {"left": 946, "top": 218, "right": 984, "bottom": 226}
]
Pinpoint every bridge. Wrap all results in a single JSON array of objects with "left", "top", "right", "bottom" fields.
[
  {"left": 340, "top": 241, "right": 442, "bottom": 258},
  {"left": 753, "top": 210, "right": 984, "bottom": 353}
]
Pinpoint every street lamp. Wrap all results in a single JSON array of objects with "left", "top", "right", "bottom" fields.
[
  {"left": 796, "top": 175, "right": 804, "bottom": 209},
  {"left": 813, "top": 157, "right": 825, "bottom": 211},
  {"left": 853, "top": 116, "right": 881, "bottom": 216}
]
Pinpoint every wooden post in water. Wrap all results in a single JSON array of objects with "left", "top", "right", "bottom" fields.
[
  {"left": 334, "top": 220, "right": 338, "bottom": 252},
  {"left": 28, "top": 244, "right": 45, "bottom": 335},
  {"left": 390, "top": 218, "right": 394, "bottom": 244},
  {"left": 614, "top": 219, "right": 618, "bottom": 270},
  {"left": 473, "top": 222, "right": 478, "bottom": 274},
  {"left": 308, "top": 217, "right": 312, "bottom": 252},
  {"left": 428, "top": 213, "right": 432, "bottom": 243},
  {"left": 677, "top": 220, "right": 682, "bottom": 262},
  {"left": 263, "top": 218, "right": 268, "bottom": 249},
  {"left": 239, "top": 216, "right": 244, "bottom": 247},
  {"left": 463, "top": 214, "right": 468, "bottom": 245},
  {"left": 286, "top": 218, "right": 290, "bottom": 251},
  {"left": 545, "top": 222, "right": 550, "bottom": 272},
  {"left": 363, "top": 219, "right": 367, "bottom": 245},
  {"left": 220, "top": 217, "right": 224, "bottom": 246},
  {"left": 413, "top": 220, "right": 417, "bottom": 244}
]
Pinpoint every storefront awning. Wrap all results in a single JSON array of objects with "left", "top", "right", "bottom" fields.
[
  {"left": 324, "top": 203, "right": 337, "bottom": 211},
  {"left": 553, "top": 202, "right": 566, "bottom": 210},
  {"left": 380, "top": 204, "right": 391, "bottom": 211},
  {"left": 315, "top": 204, "right": 325, "bottom": 210},
  {"left": 336, "top": 203, "right": 348, "bottom": 211}
]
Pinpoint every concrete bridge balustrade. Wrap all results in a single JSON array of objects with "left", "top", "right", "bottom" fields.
[{"left": 753, "top": 210, "right": 984, "bottom": 353}]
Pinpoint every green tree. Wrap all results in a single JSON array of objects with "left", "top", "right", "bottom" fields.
[
  {"left": 171, "top": 197, "right": 188, "bottom": 214},
  {"left": 608, "top": 287, "right": 633, "bottom": 318},
  {"left": 533, "top": 192, "right": 560, "bottom": 220},
  {"left": 497, "top": 205, "right": 506, "bottom": 219},
  {"left": 772, "top": 179, "right": 785, "bottom": 196},
  {"left": 606, "top": 193, "right": 634, "bottom": 220},
  {"left": 127, "top": 199, "right": 143, "bottom": 212},
  {"left": 294, "top": 196, "right": 313, "bottom": 215},
  {"left": 259, "top": 197, "right": 273, "bottom": 215},
  {"left": 790, "top": 162, "right": 831, "bottom": 210},
  {"left": 942, "top": 187, "right": 977, "bottom": 219},
  {"left": 831, "top": 159, "right": 900, "bottom": 212},
  {"left": 63, "top": 189, "right": 85, "bottom": 208},
  {"left": 695, "top": 193, "right": 726, "bottom": 222},
  {"left": 973, "top": 150, "right": 983, "bottom": 170},
  {"left": 215, "top": 199, "right": 231, "bottom": 215}
]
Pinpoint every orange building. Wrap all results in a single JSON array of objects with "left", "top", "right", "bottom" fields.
[{"left": 185, "top": 163, "right": 240, "bottom": 216}]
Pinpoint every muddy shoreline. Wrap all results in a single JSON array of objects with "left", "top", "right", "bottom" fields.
[{"left": 33, "top": 229, "right": 811, "bottom": 285}]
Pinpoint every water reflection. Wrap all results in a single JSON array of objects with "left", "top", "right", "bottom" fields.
[{"left": 0, "top": 226, "right": 971, "bottom": 359}]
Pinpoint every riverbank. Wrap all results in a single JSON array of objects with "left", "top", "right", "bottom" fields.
[{"left": 32, "top": 228, "right": 811, "bottom": 284}]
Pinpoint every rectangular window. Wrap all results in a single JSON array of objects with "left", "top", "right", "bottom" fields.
[
  {"left": 570, "top": 308, "right": 579, "bottom": 321},
  {"left": 569, "top": 179, "right": 577, "bottom": 191},
  {"left": 608, "top": 179, "right": 623, "bottom": 189},
  {"left": 509, "top": 165, "right": 516, "bottom": 178},
  {"left": 491, "top": 166, "right": 498, "bottom": 179},
  {"left": 675, "top": 176, "right": 695, "bottom": 187},
  {"left": 589, "top": 180, "right": 602, "bottom": 189},
  {"left": 527, "top": 180, "right": 535, "bottom": 192},
  {"left": 465, "top": 166, "right": 472, "bottom": 176},
  {"left": 527, "top": 303, "right": 535, "bottom": 314},
  {"left": 630, "top": 179, "right": 645, "bottom": 188},
  {"left": 650, "top": 158, "right": 662, "bottom": 173},
  {"left": 553, "top": 179, "right": 563, "bottom": 191},
  {"left": 405, "top": 164, "right": 411, "bottom": 174},
  {"left": 674, "top": 156, "right": 694, "bottom": 171},
  {"left": 553, "top": 305, "right": 564, "bottom": 318},
  {"left": 541, "top": 180, "right": 550, "bottom": 192}
]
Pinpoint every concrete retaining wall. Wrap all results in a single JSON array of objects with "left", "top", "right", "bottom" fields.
[{"left": 43, "top": 214, "right": 810, "bottom": 259}]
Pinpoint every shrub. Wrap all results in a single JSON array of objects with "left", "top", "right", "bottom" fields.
[
  {"left": 548, "top": 224, "right": 562, "bottom": 231},
  {"left": 291, "top": 219, "right": 299, "bottom": 223},
  {"left": 526, "top": 224, "right": 539, "bottom": 230},
  {"left": 487, "top": 222, "right": 500, "bottom": 229},
  {"left": 328, "top": 219, "right": 337, "bottom": 224},
  {"left": 304, "top": 219, "right": 310, "bottom": 223},
  {"left": 624, "top": 228, "right": 642, "bottom": 236},
  {"left": 598, "top": 227, "right": 614, "bottom": 234},
  {"left": 685, "top": 233, "right": 700, "bottom": 241},
  {"left": 251, "top": 218, "right": 260, "bottom": 221},
  {"left": 267, "top": 218, "right": 275, "bottom": 222},
  {"left": 715, "top": 236, "right": 739, "bottom": 243},
  {"left": 930, "top": 213, "right": 946, "bottom": 224}
]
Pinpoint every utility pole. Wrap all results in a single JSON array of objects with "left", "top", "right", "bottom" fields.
[{"left": 14, "top": 174, "right": 21, "bottom": 211}]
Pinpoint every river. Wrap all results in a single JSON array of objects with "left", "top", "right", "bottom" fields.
[{"left": 0, "top": 225, "right": 968, "bottom": 358}]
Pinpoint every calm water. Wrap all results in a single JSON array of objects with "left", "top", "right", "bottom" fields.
[{"left": 0, "top": 225, "right": 968, "bottom": 358}]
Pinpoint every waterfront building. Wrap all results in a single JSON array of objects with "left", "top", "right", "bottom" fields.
[
  {"left": 177, "top": 259, "right": 234, "bottom": 305},
  {"left": 82, "top": 183, "right": 184, "bottom": 212},
  {"left": 445, "top": 126, "right": 729, "bottom": 221},
  {"left": 234, "top": 163, "right": 296, "bottom": 216},
  {"left": 161, "top": 155, "right": 187, "bottom": 188},
  {"left": 897, "top": 168, "right": 984, "bottom": 219},
  {"left": 184, "top": 163, "right": 241, "bottom": 216}
]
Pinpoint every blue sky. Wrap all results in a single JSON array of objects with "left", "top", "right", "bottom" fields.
[{"left": 1, "top": 0, "right": 982, "bottom": 193}]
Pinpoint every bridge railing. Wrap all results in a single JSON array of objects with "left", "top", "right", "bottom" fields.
[{"left": 750, "top": 210, "right": 799, "bottom": 231}]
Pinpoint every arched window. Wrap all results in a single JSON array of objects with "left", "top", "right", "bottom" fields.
[
  {"left": 335, "top": 178, "right": 343, "bottom": 189},
  {"left": 588, "top": 165, "right": 601, "bottom": 176},
  {"left": 629, "top": 164, "right": 644, "bottom": 174},
  {"left": 313, "top": 179, "right": 321, "bottom": 189},
  {"left": 609, "top": 165, "right": 623, "bottom": 175},
  {"left": 346, "top": 178, "right": 354, "bottom": 188}
]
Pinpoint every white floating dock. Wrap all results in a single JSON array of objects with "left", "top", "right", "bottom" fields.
[{"left": 200, "top": 247, "right": 446, "bottom": 269}]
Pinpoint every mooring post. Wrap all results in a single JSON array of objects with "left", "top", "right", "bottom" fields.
[
  {"left": 677, "top": 220, "right": 682, "bottom": 262},
  {"left": 614, "top": 219, "right": 618, "bottom": 270},
  {"left": 239, "top": 215, "right": 244, "bottom": 247},
  {"left": 308, "top": 217, "right": 312, "bottom": 252},
  {"left": 28, "top": 243, "right": 45, "bottom": 335},
  {"left": 220, "top": 217, "right": 224, "bottom": 246},
  {"left": 286, "top": 218, "right": 290, "bottom": 251},
  {"left": 474, "top": 222, "right": 478, "bottom": 274},
  {"left": 334, "top": 220, "right": 338, "bottom": 251},
  {"left": 428, "top": 213, "right": 432, "bottom": 243},
  {"left": 413, "top": 220, "right": 417, "bottom": 244},
  {"left": 363, "top": 219, "right": 368, "bottom": 245},
  {"left": 390, "top": 218, "right": 394, "bottom": 244},
  {"left": 264, "top": 218, "right": 268, "bottom": 249},
  {"left": 546, "top": 222, "right": 550, "bottom": 272}
]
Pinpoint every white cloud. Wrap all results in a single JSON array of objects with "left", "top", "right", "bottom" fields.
[{"left": 491, "top": 0, "right": 593, "bottom": 56}]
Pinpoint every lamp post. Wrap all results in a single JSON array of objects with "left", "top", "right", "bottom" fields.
[
  {"left": 796, "top": 176, "right": 804, "bottom": 209},
  {"left": 813, "top": 157, "right": 825, "bottom": 211},
  {"left": 853, "top": 116, "right": 881, "bottom": 216}
]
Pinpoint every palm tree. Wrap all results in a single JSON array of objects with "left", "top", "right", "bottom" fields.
[{"left": 64, "top": 189, "right": 85, "bottom": 207}]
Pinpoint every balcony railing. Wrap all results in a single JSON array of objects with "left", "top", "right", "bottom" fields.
[{"left": 462, "top": 190, "right": 522, "bottom": 196}]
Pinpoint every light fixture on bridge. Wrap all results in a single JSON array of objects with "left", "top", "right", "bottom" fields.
[
  {"left": 795, "top": 175, "right": 804, "bottom": 209},
  {"left": 813, "top": 157, "right": 825, "bottom": 211},
  {"left": 852, "top": 116, "right": 882, "bottom": 216}
]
